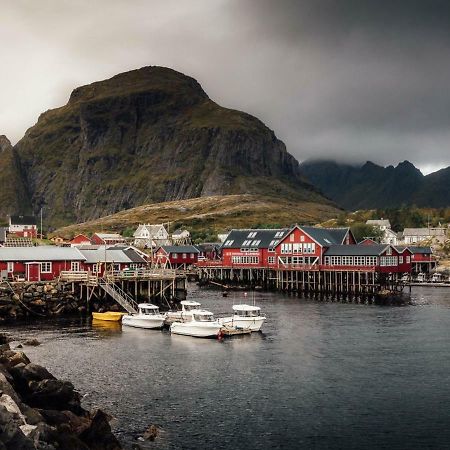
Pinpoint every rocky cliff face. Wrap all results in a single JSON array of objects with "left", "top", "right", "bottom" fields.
[
  {"left": 300, "top": 159, "right": 450, "bottom": 209},
  {"left": 0, "top": 135, "right": 30, "bottom": 222},
  {"left": 14, "top": 66, "right": 326, "bottom": 228}
]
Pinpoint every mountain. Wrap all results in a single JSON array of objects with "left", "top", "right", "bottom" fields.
[
  {"left": 300, "top": 159, "right": 450, "bottom": 210},
  {"left": 53, "top": 194, "right": 340, "bottom": 239},
  {"left": 13, "top": 66, "right": 331, "bottom": 228},
  {"left": 0, "top": 135, "right": 31, "bottom": 222}
]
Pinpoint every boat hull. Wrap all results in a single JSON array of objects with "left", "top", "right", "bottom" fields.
[
  {"left": 92, "top": 312, "right": 126, "bottom": 322},
  {"left": 122, "top": 315, "right": 165, "bottom": 329},
  {"left": 219, "top": 316, "right": 265, "bottom": 332},
  {"left": 170, "top": 322, "right": 221, "bottom": 338}
]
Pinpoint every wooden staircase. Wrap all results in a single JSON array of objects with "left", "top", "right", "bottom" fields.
[{"left": 98, "top": 279, "right": 139, "bottom": 314}]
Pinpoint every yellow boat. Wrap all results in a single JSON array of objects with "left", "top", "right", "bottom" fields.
[{"left": 92, "top": 311, "right": 126, "bottom": 322}]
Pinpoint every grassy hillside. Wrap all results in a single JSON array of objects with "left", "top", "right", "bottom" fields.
[{"left": 53, "top": 194, "right": 341, "bottom": 241}]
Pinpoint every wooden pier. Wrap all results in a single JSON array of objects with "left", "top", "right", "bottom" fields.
[
  {"left": 59, "top": 268, "right": 187, "bottom": 311},
  {"left": 198, "top": 266, "right": 405, "bottom": 300}
]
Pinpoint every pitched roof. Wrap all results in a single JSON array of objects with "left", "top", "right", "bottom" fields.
[
  {"left": 158, "top": 245, "right": 199, "bottom": 254},
  {"left": 300, "top": 226, "right": 350, "bottom": 246},
  {"left": 0, "top": 246, "right": 85, "bottom": 261},
  {"left": 403, "top": 228, "right": 446, "bottom": 236},
  {"left": 395, "top": 245, "right": 433, "bottom": 254},
  {"left": 221, "top": 229, "right": 290, "bottom": 249},
  {"left": 93, "top": 233, "right": 124, "bottom": 239},
  {"left": 77, "top": 245, "right": 147, "bottom": 264},
  {"left": 324, "top": 244, "right": 390, "bottom": 256},
  {"left": 10, "top": 215, "right": 37, "bottom": 226}
]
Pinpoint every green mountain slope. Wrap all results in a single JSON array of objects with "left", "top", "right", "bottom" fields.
[
  {"left": 300, "top": 160, "right": 450, "bottom": 210},
  {"left": 14, "top": 66, "right": 330, "bottom": 228},
  {"left": 0, "top": 136, "right": 31, "bottom": 222}
]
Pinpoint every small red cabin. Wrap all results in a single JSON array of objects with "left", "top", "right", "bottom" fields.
[
  {"left": 155, "top": 245, "right": 199, "bottom": 268},
  {"left": 70, "top": 234, "right": 91, "bottom": 246}
]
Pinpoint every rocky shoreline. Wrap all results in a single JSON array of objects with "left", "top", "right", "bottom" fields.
[{"left": 0, "top": 333, "right": 121, "bottom": 449}]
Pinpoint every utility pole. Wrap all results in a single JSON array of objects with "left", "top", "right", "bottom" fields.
[{"left": 40, "top": 207, "right": 43, "bottom": 240}]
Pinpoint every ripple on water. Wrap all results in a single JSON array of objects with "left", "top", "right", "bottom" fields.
[{"left": 4, "top": 284, "right": 450, "bottom": 449}]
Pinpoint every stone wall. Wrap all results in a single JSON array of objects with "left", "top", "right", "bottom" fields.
[{"left": 0, "top": 282, "right": 119, "bottom": 323}]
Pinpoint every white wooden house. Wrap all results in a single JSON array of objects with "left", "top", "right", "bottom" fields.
[{"left": 133, "top": 224, "right": 170, "bottom": 248}]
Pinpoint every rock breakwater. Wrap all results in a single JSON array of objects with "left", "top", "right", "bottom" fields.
[{"left": 0, "top": 334, "right": 121, "bottom": 449}]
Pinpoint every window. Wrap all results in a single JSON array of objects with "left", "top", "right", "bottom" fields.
[
  {"left": 303, "top": 243, "right": 315, "bottom": 254},
  {"left": 7, "top": 262, "right": 14, "bottom": 272},
  {"left": 224, "top": 240, "right": 234, "bottom": 247},
  {"left": 275, "top": 231, "right": 284, "bottom": 238},
  {"left": 293, "top": 243, "right": 301, "bottom": 253},
  {"left": 399, "top": 256, "right": 403, "bottom": 264},
  {"left": 290, "top": 233, "right": 295, "bottom": 242},
  {"left": 231, "top": 256, "right": 259, "bottom": 264},
  {"left": 406, "top": 256, "right": 411, "bottom": 263},
  {"left": 92, "top": 264, "right": 99, "bottom": 274},
  {"left": 190, "top": 253, "right": 194, "bottom": 258},
  {"left": 300, "top": 235, "right": 305, "bottom": 242},
  {"left": 247, "top": 232, "right": 257, "bottom": 238},
  {"left": 182, "top": 253, "right": 187, "bottom": 259},
  {"left": 40, "top": 262, "right": 52, "bottom": 273},
  {"left": 71, "top": 262, "right": 80, "bottom": 272},
  {"left": 268, "top": 256, "right": 276, "bottom": 264},
  {"left": 172, "top": 253, "right": 178, "bottom": 258},
  {"left": 129, "top": 263, "right": 139, "bottom": 269}
]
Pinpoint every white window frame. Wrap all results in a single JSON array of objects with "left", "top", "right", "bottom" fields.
[
  {"left": 40, "top": 262, "right": 52, "bottom": 273},
  {"left": 7, "top": 262, "right": 14, "bottom": 272}
]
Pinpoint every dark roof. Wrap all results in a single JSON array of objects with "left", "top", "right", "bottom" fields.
[
  {"left": 158, "top": 245, "right": 200, "bottom": 254},
  {"left": 221, "top": 229, "right": 289, "bottom": 249},
  {"left": 396, "top": 245, "right": 432, "bottom": 254},
  {"left": 196, "top": 243, "right": 221, "bottom": 252},
  {"left": 10, "top": 215, "right": 37, "bottom": 225},
  {"left": 123, "top": 248, "right": 148, "bottom": 263},
  {"left": 301, "top": 226, "right": 350, "bottom": 246},
  {"left": 325, "top": 244, "right": 390, "bottom": 256}
]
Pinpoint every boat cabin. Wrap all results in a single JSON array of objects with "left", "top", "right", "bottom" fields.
[
  {"left": 232, "top": 304, "right": 261, "bottom": 317},
  {"left": 181, "top": 300, "right": 201, "bottom": 312},
  {"left": 138, "top": 303, "right": 160, "bottom": 315},
  {"left": 192, "top": 310, "right": 216, "bottom": 322}
]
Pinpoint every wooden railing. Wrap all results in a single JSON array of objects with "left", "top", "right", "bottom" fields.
[{"left": 59, "top": 271, "right": 98, "bottom": 282}]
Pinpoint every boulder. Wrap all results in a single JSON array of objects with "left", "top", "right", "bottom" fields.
[
  {"left": 142, "top": 424, "right": 160, "bottom": 441},
  {"left": 79, "top": 409, "right": 121, "bottom": 450},
  {"left": 23, "top": 339, "right": 41, "bottom": 347},
  {"left": 26, "top": 379, "right": 82, "bottom": 414}
]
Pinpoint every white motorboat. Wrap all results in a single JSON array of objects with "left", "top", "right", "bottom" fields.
[
  {"left": 165, "top": 300, "right": 201, "bottom": 323},
  {"left": 219, "top": 304, "right": 265, "bottom": 332},
  {"left": 122, "top": 303, "right": 166, "bottom": 329},
  {"left": 170, "top": 310, "right": 222, "bottom": 338}
]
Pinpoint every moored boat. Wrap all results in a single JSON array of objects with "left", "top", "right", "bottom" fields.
[
  {"left": 122, "top": 303, "right": 166, "bottom": 329},
  {"left": 165, "top": 300, "right": 202, "bottom": 324},
  {"left": 170, "top": 310, "right": 222, "bottom": 338},
  {"left": 218, "top": 304, "right": 265, "bottom": 332},
  {"left": 92, "top": 311, "right": 126, "bottom": 322}
]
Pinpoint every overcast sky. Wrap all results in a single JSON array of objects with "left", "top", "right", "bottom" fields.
[{"left": 1, "top": 0, "right": 450, "bottom": 174}]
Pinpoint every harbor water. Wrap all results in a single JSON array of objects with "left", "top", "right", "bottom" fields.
[{"left": 4, "top": 284, "right": 450, "bottom": 449}]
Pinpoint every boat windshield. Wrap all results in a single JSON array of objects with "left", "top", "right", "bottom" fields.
[
  {"left": 141, "top": 308, "right": 157, "bottom": 315},
  {"left": 193, "top": 314, "right": 215, "bottom": 322},
  {"left": 235, "top": 310, "right": 260, "bottom": 317},
  {"left": 184, "top": 305, "right": 200, "bottom": 312}
]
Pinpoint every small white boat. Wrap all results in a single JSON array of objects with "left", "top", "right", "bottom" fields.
[
  {"left": 170, "top": 310, "right": 222, "bottom": 338},
  {"left": 122, "top": 303, "right": 166, "bottom": 329},
  {"left": 165, "top": 300, "right": 201, "bottom": 323},
  {"left": 219, "top": 304, "right": 266, "bottom": 332}
]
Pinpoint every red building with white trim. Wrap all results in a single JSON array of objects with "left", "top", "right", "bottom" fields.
[
  {"left": 155, "top": 245, "right": 199, "bottom": 268},
  {"left": 8, "top": 215, "right": 38, "bottom": 239}
]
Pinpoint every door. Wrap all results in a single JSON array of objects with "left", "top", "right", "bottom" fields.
[{"left": 27, "top": 263, "right": 40, "bottom": 282}]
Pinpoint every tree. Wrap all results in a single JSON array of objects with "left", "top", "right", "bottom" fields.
[{"left": 350, "top": 223, "right": 383, "bottom": 243}]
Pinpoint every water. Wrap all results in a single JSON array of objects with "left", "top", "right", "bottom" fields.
[{"left": 4, "top": 285, "right": 450, "bottom": 449}]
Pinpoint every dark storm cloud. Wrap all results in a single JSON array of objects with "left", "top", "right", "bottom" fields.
[{"left": 1, "top": 0, "right": 450, "bottom": 173}]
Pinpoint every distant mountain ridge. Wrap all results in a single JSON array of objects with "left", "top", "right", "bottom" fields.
[
  {"left": 300, "top": 159, "right": 450, "bottom": 210},
  {"left": 1, "top": 66, "right": 332, "bottom": 227}
]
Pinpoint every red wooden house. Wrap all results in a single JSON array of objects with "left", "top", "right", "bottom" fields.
[
  {"left": 395, "top": 245, "right": 436, "bottom": 273},
  {"left": 154, "top": 245, "right": 199, "bottom": 268},
  {"left": 69, "top": 234, "right": 91, "bottom": 246},
  {"left": 0, "top": 246, "right": 85, "bottom": 282},
  {"left": 323, "top": 244, "right": 412, "bottom": 273},
  {"left": 8, "top": 215, "right": 38, "bottom": 239}
]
